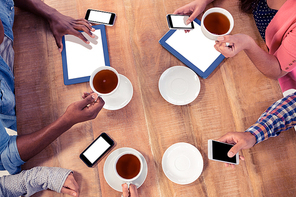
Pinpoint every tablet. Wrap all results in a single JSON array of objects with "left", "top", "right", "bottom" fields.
[
  {"left": 61, "top": 25, "right": 110, "bottom": 85},
  {"left": 159, "top": 19, "right": 224, "bottom": 79}
]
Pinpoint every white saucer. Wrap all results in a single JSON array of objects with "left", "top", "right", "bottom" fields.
[
  {"left": 101, "top": 74, "right": 133, "bottom": 110},
  {"left": 103, "top": 147, "right": 148, "bottom": 192},
  {"left": 158, "top": 66, "right": 200, "bottom": 105},
  {"left": 162, "top": 142, "right": 203, "bottom": 185}
]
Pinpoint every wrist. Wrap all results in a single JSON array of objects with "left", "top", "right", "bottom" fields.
[{"left": 243, "top": 35, "right": 256, "bottom": 51}]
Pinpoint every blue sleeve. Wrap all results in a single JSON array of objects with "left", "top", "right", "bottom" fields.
[
  {"left": 0, "top": 135, "right": 25, "bottom": 174},
  {"left": 0, "top": 124, "right": 25, "bottom": 174}
]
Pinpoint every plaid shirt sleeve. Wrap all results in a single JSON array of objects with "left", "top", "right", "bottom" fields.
[{"left": 245, "top": 92, "right": 296, "bottom": 144}]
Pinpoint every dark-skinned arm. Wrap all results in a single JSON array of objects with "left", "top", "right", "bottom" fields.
[
  {"left": 16, "top": 94, "right": 104, "bottom": 162},
  {"left": 13, "top": 0, "right": 95, "bottom": 52}
]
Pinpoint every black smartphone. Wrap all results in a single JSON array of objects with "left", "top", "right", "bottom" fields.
[
  {"left": 166, "top": 14, "right": 194, "bottom": 30},
  {"left": 208, "top": 140, "right": 239, "bottom": 165},
  {"left": 80, "top": 132, "right": 115, "bottom": 167},
  {"left": 85, "top": 9, "right": 116, "bottom": 26}
]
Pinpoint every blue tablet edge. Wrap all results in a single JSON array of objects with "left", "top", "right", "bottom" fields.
[
  {"left": 61, "top": 25, "right": 110, "bottom": 85},
  {"left": 159, "top": 19, "right": 225, "bottom": 79}
]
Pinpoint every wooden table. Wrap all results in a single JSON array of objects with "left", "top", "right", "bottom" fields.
[{"left": 12, "top": 0, "right": 296, "bottom": 196}]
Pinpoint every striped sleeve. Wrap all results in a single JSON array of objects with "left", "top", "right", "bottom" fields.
[{"left": 245, "top": 92, "right": 296, "bottom": 144}]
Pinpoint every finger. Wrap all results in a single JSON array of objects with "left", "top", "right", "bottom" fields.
[
  {"left": 54, "top": 36, "right": 63, "bottom": 52},
  {"left": 78, "top": 94, "right": 96, "bottom": 109},
  {"left": 82, "top": 92, "right": 91, "bottom": 99},
  {"left": 73, "top": 23, "right": 95, "bottom": 38},
  {"left": 227, "top": 143, "right": 243, "bottom": 158},
  {"left": 74, "top": 19, "right": 94, "bottom": 31},
  {"left": 239, "top": 155, "right": 245, "bottom": 161},
  {"left": 122, "top": 184, "right": 129, "bottom": 197},
  {"left": 61, "top": 187, "right": 78, "bottom": 197},
  {"left": 129, "top": 184, "right": 139, "bottom": 197},
  {"left": 187, "top": 8, "right": 201, "bottom": 24}
]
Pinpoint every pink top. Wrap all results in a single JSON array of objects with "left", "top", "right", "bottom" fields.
[{"left": 265, "top": 0, "right": 296, "bottom": 92}]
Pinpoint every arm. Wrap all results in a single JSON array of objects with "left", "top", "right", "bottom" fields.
[
  {"left": 0, "top": 166, "right": 79, "bottom": 197},
  {"left": 214, "top": 34, "right": 287, "bottom": 79},
  {"left": 16, "top": 94, "right": 104, "bottom": 162},
  {"left": 13, "top": 0, "right": 95, "bottom": 52},
  {"left": 218, "top": 91, "right": 296, "bottom": 164}
]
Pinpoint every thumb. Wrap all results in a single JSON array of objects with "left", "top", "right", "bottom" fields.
[
  {"left": 227, "top": 143, "right": 242, "bottom": 158},
  {"left": 78, "top": 94, "right": 96, "bottom": 109},
  {"left": 61, "top": 187, "right": 77, "bottom": 196},
  {"left": 186, "top": 8, "right": 201, "bottom": 24},
  {"left": 54, "top": 35, "right": 63, "bottom": 52}
]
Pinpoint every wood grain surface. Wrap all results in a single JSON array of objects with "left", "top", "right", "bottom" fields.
[{"left": 12, "top": 0, "right": 296, "bottom": 196}]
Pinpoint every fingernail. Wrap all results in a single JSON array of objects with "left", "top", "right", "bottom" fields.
[
  {"left": 185, "top": 20, "right": 190, "bottom": 25},
  {"left": 92, "top": 28, "right": 95, "bottom": 31},
  {"left": 228, "top": 151, "right": 234, "bottom": 158},
  {"left": 217, "top": 37, "right": 224, "bottom": 41},
  {"left": 91, "top": 95, "right": 95, "bottom": 99}
]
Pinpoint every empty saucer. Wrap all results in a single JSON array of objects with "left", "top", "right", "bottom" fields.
[
  {"left": 162, "top": 142, "right": 203, "bottom": 185},
  {"left": 158, "top": 66, "right": 200, "bottom": 105}
]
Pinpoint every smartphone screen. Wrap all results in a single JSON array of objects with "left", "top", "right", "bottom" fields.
[
  {"left": 208, "top": 140, "right": 238, "bottom": 164},
  {"left": 80, "top": 133, "right": 115, "bottom": 167},
  {"left": 85, "top": 9, "right": 116, "bottom": 26},
  {"left": 167, "top": 14, "right": 194, "bottom": 29}
]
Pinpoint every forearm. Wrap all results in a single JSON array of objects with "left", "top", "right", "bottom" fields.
[
  {"left": 16, "top": 115, "right": 74, "bottom": 162},
  {"left": 246, "top": 92, "right": 296, "bottom": 144},
  {"left": 243, "top": 36, "right": 286, "bottom": 79},
  {"left": 13, "top": 0, "right": 58, "bottom": 21},
  {"left": 0, "top": 167, "right": 71, "bottom": 197}
]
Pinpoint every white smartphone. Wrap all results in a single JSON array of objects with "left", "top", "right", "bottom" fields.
[
  {"left": 80, "top": 132, "right": 115, "bottom": 167},
  {"left": 208, "top": 139, "right": 239, "bottom": 165},
  {"left": 85, "top": 9, "right": 116, "bottom": 26},
  {"left": 166, "top": 14, "right": 194, "bottom": 30}
]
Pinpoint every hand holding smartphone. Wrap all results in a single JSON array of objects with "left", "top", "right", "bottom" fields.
[
  {"left": 85, "top": 9, "right": 116, "bottom": 26},
  {"left": 80, "top": 132, "right": 115, "bottom": 167},
  {"left": 208, "top": 140, "right": 239, "bottom": 165},
  {"left": 166, "top": 14, "right": 194, "bottom": 30}
]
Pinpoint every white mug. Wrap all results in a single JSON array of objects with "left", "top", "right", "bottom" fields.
[
  {"left": 114, "top": 151, "right": 143, "bottom": 184},
  {"left": 89, "top": 66, "right": 120, "bottom": 96},
  {"left": 201, "top": 7, "right": 234, "bottom": 40}
]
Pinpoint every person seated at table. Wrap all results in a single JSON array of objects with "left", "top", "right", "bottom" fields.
[
  {"left": 217, "top": 91, "right": 296, "bottom": 168},
  {"left": 174, "top": 0, "right": 296, "bottom": 96},
  {"left": 0, "top": 170, "right": 138, "bottom": 196},
  {"left": 0, "top": 0, "right": 102, "bottom": 175}
]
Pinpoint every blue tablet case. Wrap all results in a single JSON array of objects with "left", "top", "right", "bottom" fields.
[
  {"left": 159, "top": 19, "right": 224, "bottom": 79},
  {"left": 61, "top": 25, "right": 110, "bottom": 85}
]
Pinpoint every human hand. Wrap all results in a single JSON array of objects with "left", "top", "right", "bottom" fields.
[
  {"left": 173, "top": 0, "right": 211, "bottom": 25},
  {"left": 214, "top": 34, "right": 254, "bottom": 58},
  {"left": 122, "top": 183, "right": 139, "bottom": 197},
  {"left": 217, "top": 132, "right": 256, "bottom": 168},
  {"left": 47, "top": 11, "right": 95, "bottom": 52},
  {"left": 61, "top": 173, "right": 80, "bottom": 197},
  {"left": 63, "top": 92, "right": 104, "bottom": 125}
]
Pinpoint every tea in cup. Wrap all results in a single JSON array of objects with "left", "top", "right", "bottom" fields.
[
  {"left": 201, "top": 7, "right": 234, "bottom": 40},
  {"left": 90, "top": 66, "right": 120, "bottom": 96},
  {"left": 114, "top": 152, "right": 143, "bottom": 183}
]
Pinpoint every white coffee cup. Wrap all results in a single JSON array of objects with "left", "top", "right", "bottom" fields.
[
  {"left": 89, "top": 66, "right": 120, "bottom": 96},
  {"left": 201, "top": 7, "right": 234, "bottom": 40},
  {"left": 114, "top": 151, "right": 143, "bottom": 184}
]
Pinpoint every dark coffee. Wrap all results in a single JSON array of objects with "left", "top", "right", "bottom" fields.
[
  {"left": 93, "top": 69, "right": 118, "bottom": 94},
  {"left": 116, "top": 154, "right": 141, "bottom": 179},
  {"left": 204, "top": 12, "right": 230, "bottom": 35}
]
